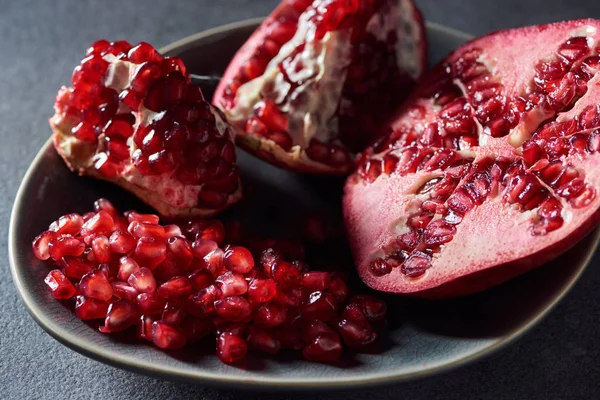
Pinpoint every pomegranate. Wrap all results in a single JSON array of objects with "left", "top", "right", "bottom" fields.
[
  {"left": 50, "top": 41, "right": 242, "bottom": 218},
  {"left": 32, "top": 199, "right": 388, "bottom": 363},
  {"left": 213, "top": 0, "right": 426, "bottom": 174},
  {"left": 344, "top": 19, "right": 600, "bottom": 297}
]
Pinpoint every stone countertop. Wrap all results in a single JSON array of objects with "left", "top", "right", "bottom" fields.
[{"left": 2, "top": 1, "right": 599, "bottom": 398}]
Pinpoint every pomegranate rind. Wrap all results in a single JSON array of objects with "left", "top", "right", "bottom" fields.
[
  {"left": 214, "top": 0, "right": 427, "bottom": 175},
  {"left": 344, "top": 19, "right": 600, "bottom": 297},
  {"left": 51, "top": 123, "right": 242, "bottom": 218}
]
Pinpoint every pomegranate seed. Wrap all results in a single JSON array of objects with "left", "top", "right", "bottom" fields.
[
  {"left": 134, "top": 237, "right": 167, "bottom": 269},
  {"left": 81, "top": 210, "right": 114, "bottom": 237},
  {"left": 215, "top": 271, "right": 248, "bottom": 297},
  {"left": 61, "top": 256, "right": 94, "bottom": 279},
  {"left": 370, "top": 258, "right": 392, "bottom": 276},
  {"left": 86, "top": 39, "right": 110, "bottom": 56},
  {"left": 177, "top": 317, "right": 211, "bottom": 343},
  {"left": 136, "top": 292, "right": 166, "bottom": 314},
  {"left": 128, "top": 267, "right": 157, "bottom": 293},
  {"left": 49, "top": 213, "right": 84, "bottom": 235},
  {"left": 117, "top": 256, "right": 140, "bottom": 281},
  {"left": 44, "top": 270, "right": 76, "bottom": 299},
  {"left": 189, "top": 269, "right": 214, "bottom": 291},
  {"left": 271, "top": 261, "right": 301, "bottom": 288},
  {"left": 327, "top": 278, "right": 349, "bottom": 303},
  {"left": 162, "top": 302, "right": 187, "bottom": 326},
  {"left": 131, "top": 222, "right": 166, "bottom": 240},
  {"left": 111, "top": 281, "right": 138, "bottom": 302},
  {"left": 75, "top": 296, "right": 109, "bottom": 320},
  {"left": 98, "top": 263, "right": 117, "bottom": 281},
  {"left": 302, "top": 272, "right": 331, "bottom": 291},
  {"left": 157, "top": 276, "right": 193, "bottom": 300},
  {"left": 164, "top": 224, "right": 183, "bottom": 238},
  {"left": 127, "top": 211, "right": 160, "bottom": 224},
  {"left": 109, "top": 230, "right": 136, "bottom": 253},
  {"left": 352, "top": 295, "right": 387, "bottom": 322},
  {"left": 80, "top": 270, "right": 113, "bottom": 301},
  {"left": 274, "top": 286, "right": 306, "bottom": 307},
  {"left": 200, "top": 248, "right": 225, "bottom": 277},
  {"left": 48, "top": 236, "right": 85, "bottom": 261},
  {"left": 303, "top": 320, "right": 337, "bottom": 342},
  {"left": 137, "top": 315, "right": 157, "bottom": 341},
  {"left": 32, "top": 231, "right": 60, "bottom": 260},
  {"left": 247, "top": 327, "right": 281, "bottom": 354},
  {"left": 168, "top": 236, "right": 194, "bottom": 261},
  {"left": 224, "top": 246, "right": 254, "bottom": 273},
  {"left": 190, "top": 237, "right": 218, "bottom": 259},
  {"left": 247, "top": 278, "right": 277, "bottom": 303},
  {"left": 259, "top": 248, "right": 280, "bottom": 274},
  {"left": 216, "top": 333, "right": 247, "bottom": 363},
  {"left": 128, "top": 42, "right": 160, "bottom": 63},
  {"left": 214, "top": 296, "right": 252, "bottom": 322},
  {"left": 303, "top": 332, "right": 343, "bottom": 362},
  {"left": 255, "top": 302, "right": 287, "bottom": 328},
  {"left": 151, "top": 321, "right": 187, "bottom": 349},
  {"left": 301, "top": 291, "right": 338, "bottom": 321},
  {"left": 186, "top": 284, "right": 222, "bottom": 317},
  {"left": 91, "top": 235, "right": 111, "bottom": 263},
  {"left": 337, "top": 318, "right": 377, "bottom": 348},
  {"left": 99, "top": 299, "right": 140, "bottom": 333}
]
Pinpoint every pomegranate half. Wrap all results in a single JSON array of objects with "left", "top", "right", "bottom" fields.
[
  {"left": 50, "top": 41, "right": 242, "bottom": 218},
  {"left": 213, "top": 0, "right": 426, "bottom": 174},
  {"left": 343, "top": 19, "right": 600, "bottom": 298}
]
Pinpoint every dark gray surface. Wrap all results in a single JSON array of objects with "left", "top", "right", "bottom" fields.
[{"left": 2, "top": 0, "right": 600, "bottom": 399}]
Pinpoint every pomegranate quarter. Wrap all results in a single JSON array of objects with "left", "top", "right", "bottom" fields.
[
  {"left": 344, "top": 19, "right": 600, "bottom": 297},
  {"left": 213, "top": 0, "right": 426, "bottom": 174},
  {"left": 50, "top": 41, "right": 242, "bottom": 218}
]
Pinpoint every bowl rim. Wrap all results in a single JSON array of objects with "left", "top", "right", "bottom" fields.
[{"left": 9, "top": 18, "right": 599, "bottom": 390}]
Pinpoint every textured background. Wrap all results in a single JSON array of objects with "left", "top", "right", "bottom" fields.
[{"left": 2, "top": 0, "right": 600, "bottom": 398}]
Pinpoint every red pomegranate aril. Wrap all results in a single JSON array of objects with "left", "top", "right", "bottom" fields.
[
  {"left": 200, "top": 248, "right": 225, "bottom": 277},
  {"left": 132, "top": 222, "right": 166, "bottom": 240},
  {"left": 217, "top": 332, "right": 247, "bottom": 363},
  {"left": 214, "top": 296, "right": 252, "bottom": 322},
  {"left": 327, "top": 278, "right": 349, "bottom": 303},
  {"left": 117, "top": 256, "right": 140, "bottom": 281},
  {"left": 301, "top": 272, "right": 331, "bottom": 291},
  {"left": 109, "top": 230, "right": 136, "bottom": 253},
  {"left": 87, "top": 39, "right": 110, "bottom": 56},
  {"left": 151, "top": 321, "right": 187, "bottom": 350},
  {"left": 162, "top": 302, "right": 187, "bottom": 326},
  {"left": 255, "top": 302, "right": 287, "bottom": 328},
  {"left": 48, "top": 236, "right": 85, "bottom": 261},
  {"left": 164, "top": 224, "right": 183, "bottom": 238},
  {"left": 137, "top": 314, "right": 157, "bottom": 340},
  {"left": 247, "top": 327, "right": 281, "bottom": 354},
  {"left": 127, "top": 211, "right": 160, "bottom": 224},
  {"left": 190, "top": 237, "right": 218, "bottom": 259},
  {"left": 60, "top": 256, "right": 94, "bottom": 279},
  {"left": 33, "top": 231, "right": 61, "bottom": 260},
  {"left": 303, "top": 320, "right": 337, "bottom": 342},
  {"left": 93, "top": 152, "right": 122, "bottom": 178},
  {"left": 144, "top": 74, "right": 186, "bottom": 112},
  {"left": 186, "top": 284, "right": 222, "bottom": 317},
  {"left": 81, "top": 210, "right": 114, "bottom": 237},
  {"left": 136, "top": 292, "right": 167, "bottom": 314},
  {"left": 303, "top": 332, "right": 343, "bottom": 362},
  {"left": 80, "top": 270, "right": 113, "bottom": 301},
  {"left": 274, "top": 286, "right": 306, "bottom": 307},
  {"left": 157, "top": 276, "right": 193, "bottom": 300},
  {"left": 301, "top": 291, "right": 338, "bottom": 322},
  {"left": 351, "top": 295, "right": 387, "bottom": 322},
  {"left": 44, "top": 270, "right": 76, "bottom": 299},
  {"left": 370, "top": 258, "right": 393, "bottom": 276},
  {"left": 271, "top": 261, "right": 301, "bottom": 288},
  {"left": 337, "top": 318, "right": 377, "bottom": 348},
  {"left": 91, "top": 235, "right": 111, "bottom": 263},
  {"left": 134, "top": 237, "right": 167, "bottom": 269},
  {"left": 111, "top": 281, "right": 139, "bottom": 302},
  {"left": 224, "top": 246, "right": 255, "bottom": 273},
  {"left": 93, "top": 198, "right": 118, "bottom": 216},
  {"left": 215, "top": 271, "right": 248, "bottom": 297},
  {"left": 247, "top": 278, "right": 277, "bottom": 303},
  {"left": 100, "top": 299, "right": 140, "bottom": 333},
  {"left": 128, "top": 267, "right": 157, "bottom": 293},
  {"left": 75, "top": 296, "right": 109, "bottom": 320},
  {"left": 189, "top": 269, "right": 214, "bottom": 291},
  {"left": 98, "top": 263, "right": 117, "bottom": 281},
  {"left": 49, "top": 213, "right": 84, "bottom": 235},
  {"left": 254, "top": 100, "right": 288, "bottom": 132}
]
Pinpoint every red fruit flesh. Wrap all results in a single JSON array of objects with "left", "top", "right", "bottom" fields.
[
  {"left": 214, "top": 0, "right": 426, "bottom": 174},
  {"left": 50, "top": 41, "right": 242, "bottom": 218},
  {"left": 344, "top": 20, "right": 600, "bottom": 297},
  {"left": 32, "top": 199, "right": 388, "bottom": 363}
]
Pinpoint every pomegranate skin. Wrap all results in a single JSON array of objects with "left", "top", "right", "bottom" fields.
[
  {"left": 344, "top": 19, "right": 600, "bottom": 298},
  {"left": 213, "top": 0, "right": 427, "bottom": 175}
]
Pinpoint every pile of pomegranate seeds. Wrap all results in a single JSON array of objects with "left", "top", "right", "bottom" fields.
[{"left": 32, "top": 199, "right": 387, "bottom": 363}]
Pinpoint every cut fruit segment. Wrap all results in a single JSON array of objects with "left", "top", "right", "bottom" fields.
[
  {"left": 50, "top": 40, "right": 242, "bottom": 218},
  {"left": 214, "top": 0, "right": 426, "bottom": 174},
  {"left": 343, "top": 19, "right": 600, "bottom": 297}
]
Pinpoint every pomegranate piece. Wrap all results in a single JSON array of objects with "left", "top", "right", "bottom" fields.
[
  {"left": 49, "top": 213, "right": 84, "bottom": 235},
  {"left": 151, "top": 321, "right": 187, "bottom": 350},
  {"left": 44, "top": 269, "right": 76, "bottom": 299},
  {"left": 214, "top": 0, "right": 426, "bottom": 174},
  {"left": 48, "top": 236, "right": 85, "bottom": 261},
  {"left": 216, "top": 333, "right": 247, "bottom": 363},
  {"left": 344, "top": 19, "right": 600, "bottom": 297},
  {"left": 32, "top": 200, "right": 389, "bottom": 364},
  {"left": 75, "top": 296, "right": 109, "bottom": 320},
  {"left": 50, "top": 41, "right": 242, "bottom": 218}
]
